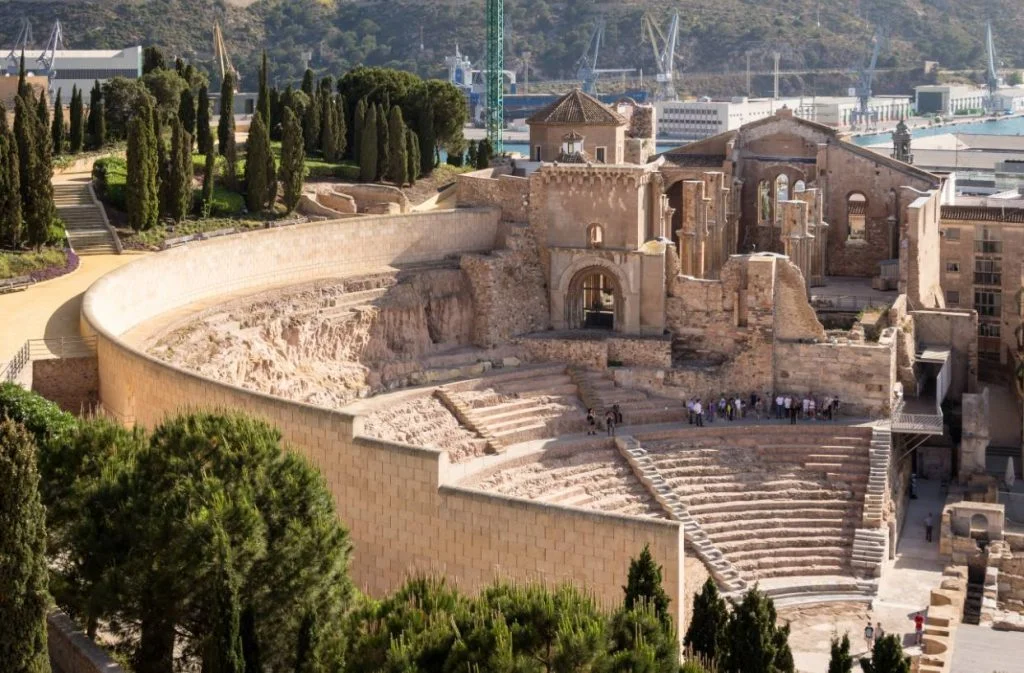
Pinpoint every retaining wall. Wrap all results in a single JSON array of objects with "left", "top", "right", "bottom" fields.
[
  {"left": 48, "top": 610, "right": 124, "bottom": 673},
  {"left": 80, "top": 210, "right": 686, "bottom": 625}
]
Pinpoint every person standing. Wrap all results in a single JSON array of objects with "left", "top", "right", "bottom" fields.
[
  {"left": 586, "top": 408, "right": 596, "bottom": 435},
  {"left": 694, "top": 399, "right": 703, "bottom": 427},
  {"left": 613, "top": 403, "right": 623, "bottom": 426},
  {"left": 775, "top": 394, "right": 784, "bottom": 419},
  {"left": 687, "top": 399, "right": 694, "bottom": 425},
  {"left": 914, "top": 612, "right": 925, "bottom": 645},
  {"left": 605, "top": 409, "right": 616, "bottom": 437},
  {"left": 925, "top": 512, "right": 934, "bottom": 542},
  {"left": 863, "top": 621, "right": 875, "bottom": 653}
]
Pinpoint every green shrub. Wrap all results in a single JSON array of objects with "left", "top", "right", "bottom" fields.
[
  {"left": 0, "top": 382, "right": 78, "bottom": 445},
  {"left": 92, "top": 157, "right": 128, "bottom": 211},
  {"left": 0, "top": 248, "right": 68, "bottom": 280},
  {"left": 191, "top": 184, "right": 244, "bottom": 216}
]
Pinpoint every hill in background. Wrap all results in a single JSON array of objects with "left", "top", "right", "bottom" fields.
[{"left": 1, "top": 0, "right": 1021, "bottom": 97}]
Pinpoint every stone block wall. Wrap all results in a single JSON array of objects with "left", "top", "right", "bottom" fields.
[
  {"left": 519, "top": 337, "right": 608, "bottom": 370},
  {"left": 48, "top": 610, "right": 124, "bottom": 673},
  {"left": 607, "top": 337, "right": 672, "bottom": 369},
  {"left": 457, "top": 169, "right": 530, "bottom": 223},
  {"left": 32, "top": 357, "right": 98, "bottom": 414},
  {"left": 774, "top": 337, "right": 896, "bottom": 416}
]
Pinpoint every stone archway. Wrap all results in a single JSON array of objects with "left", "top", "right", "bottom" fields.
[{"left": 566, "top": 266, "right": 623, "bottom": 330}]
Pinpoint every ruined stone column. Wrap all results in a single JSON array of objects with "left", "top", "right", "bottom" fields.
[
  {"left": 958, "top": 388, "right": 991, "bottom": 482},
  {"left": 779, "top": 199, "right": 814, "bottom": 294},
  {"left": 678, "top": 180, "right": 709, "bottom": 277},
  {"left": 797, "top": 187, "right": 828, "bottom": 286},
  {"left": 703, "top": 172, "right": 728, "bottom": 278}
]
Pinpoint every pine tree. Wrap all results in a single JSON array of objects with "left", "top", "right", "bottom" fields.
[
  {"left": 376, "top": 103, "right": 389, "bottom": 181},
  {"left": 166, "top": 118, "right": 193, "bottom": 222},
  {"left": 406, "top": 129, "right": 420, "bottom": 186},
  {"left": 388, "top": 106, "right": 408, "bottom": 186},
  {"left": 69, "top": 86, "right": 83, "bottom": 154},
  {"left": 352, "top": 98, "right": 366, "bottom": 163},
  {"left": 684, "top": 578, "right": 728, "bottom": 664},
  {"left": 859, "top": 635, "right": 910, "bottom": 673},
  {"left": 197, "top": 85, "right": 213, "bottom": 156},
  {"left": 244, "top": 112, "right": 273, "bottom": 213},
  {"left": 623, "top": 545, "right": 672, "bottom": 628},
  {"left": 0, "top": 419, "right": 51, "bottom": 673},
  {"left": 239, "top": 606, "right": 262, "bottom": 673},
  {"left": 87, "top": 81, "right": 105, "bottom": 150},
  {"left": 303, "top": 89, "right": 320, "bottom": 155},
  {"left": 359, "top": 105, "right": 377, "bottom": 183},
  {"left": 256, "top": 51, "right": 270, "bottom": 125},
  {"left": 218, "top": 73, "right": 235, "bottom": 156},
  {"left": 419, "top": 102, "right": 436, "bottom": 175},
  {"left": 178, "top": 88, "right": 196, "bottom": 152},
  {"left": 724, "top": 587, "right": 793, "bottom": 673},
  {"left": 0, "top": 106, "right": 23, "bottom": 248},
  {"left": 51, "top": 89, "right": 64, "bottom": 156},
  {"left": 203, "top": 542, "right": 245, "bottom": 673},
  {"left": 201, "top": 149, "right": 215, "bottom": 217},
  {"left": 294, "top": 610, "right": 322, "bottom": 673},
  {"left": 279, "top": 106, "right": 304, "bottom": 214},
  {"left": 828, "top": 633, "right": 854, "bottom": 673},
  {"left": 126, "top": 98, "right": 159, "bottom": 231}
]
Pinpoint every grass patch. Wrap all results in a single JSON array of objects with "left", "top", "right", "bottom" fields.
[
  {"left": 126, "top": 213, "right": 290, "bottom": 249},
  {"left": 0, "top": 248, "right": 67, "bottom": 280}
]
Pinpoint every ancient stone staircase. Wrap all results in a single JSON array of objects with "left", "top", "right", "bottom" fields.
[
  {"left": 614, "top": 435, "right": 747, "bottom": 593},
  {"left": 54, "top": 182, "right": 120, "bottom": 255},
  {"left": 570, "top": 368, "right": 688, "bottom": 425},
  {"left": 438, "top": 364, "right": 586, "bottom": 452},
  {"left": 863, "top": 427, "right": 891, "bottom": 528}
]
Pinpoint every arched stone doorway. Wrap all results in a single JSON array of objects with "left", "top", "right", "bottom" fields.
[{"left": 566, "top": 266, "right": 622, "bottom": 330}]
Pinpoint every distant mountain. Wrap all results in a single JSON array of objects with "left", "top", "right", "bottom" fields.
[{"left": 2, "top": 0, "right": 1021, "bottom": 96}]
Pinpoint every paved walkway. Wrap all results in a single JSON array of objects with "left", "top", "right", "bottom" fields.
[{"left": 950, "top": 624, "right": 1024, "bottom": 672}]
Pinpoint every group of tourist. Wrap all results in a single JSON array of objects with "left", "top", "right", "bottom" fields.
[
  {"left": 684, "top": 392, "right": 843, "bottom": 426},
  {"left": 586, "top": 404, "right": 623, "bottom": 436}
]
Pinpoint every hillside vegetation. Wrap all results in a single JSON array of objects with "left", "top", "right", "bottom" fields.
[{"left": 3, "top": 0, "right": 1023, "bottom": 96}]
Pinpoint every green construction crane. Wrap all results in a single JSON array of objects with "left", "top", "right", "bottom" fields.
[{"left": 486, "top": 0, "right": 503, "bottom": 152}]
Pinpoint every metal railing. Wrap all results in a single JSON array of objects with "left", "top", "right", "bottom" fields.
[
  {"left": 1, "top": 336, "right": 98, "bottom": 383},
  {"left": 809, "top": 294, "right": 894, "bottom": 312},
  {"left": 890, "top": 400, "right": 944, "bottom": 435}
]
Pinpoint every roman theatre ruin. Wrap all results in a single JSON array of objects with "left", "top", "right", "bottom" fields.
[{"left": 81, "top": 96, "right": 988, "bottom": 631}]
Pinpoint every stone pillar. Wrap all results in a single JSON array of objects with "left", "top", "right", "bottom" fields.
[
  {"left": 959, "top": 388, "right": 991, "bottom": 482},
  {"left": 779, "top": 199, "right": 814, "bottom": 294},
  {"left": 797, "top": 187, "right": 828, "bottom": 286},
  {"left": 678, "top": 180, "right": 709, "bottom": 278},
  {"left": 703, "top": 172, "right": 729, "bottom": 279}
]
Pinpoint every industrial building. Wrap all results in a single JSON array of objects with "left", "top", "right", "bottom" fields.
[
  {"left": 914, "top": 85, "right": 991, "bottom": 116},
  {"left": 3, "top": 47, "right": 142, "bottom": 101}
]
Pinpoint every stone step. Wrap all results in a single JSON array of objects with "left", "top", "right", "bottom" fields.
[
  {"left": 686, "top": 499, "right": 855, "bottom": 516},
  {"left": 714, "top": 526, "right": 856, "bottom": 543},
  {"left": 699, "top": 515, "right": 855, "bottom": 533},
  {"left": 772, "top": 592, "right": 873, "bottom": 609},
  {"left": 683, "top": 489, "right": 856, "bottom": 507},
  {"left": 496, "top": 373, "right": 573, "bottom": 394}
]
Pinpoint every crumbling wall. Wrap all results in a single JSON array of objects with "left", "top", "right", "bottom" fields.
[
  {"left": 519, "top": 337, "right": 608, "bottom": 370},
  {"left": 772, "top": 257, "right": 826, "bottom": 342},
  {"left": 774, "top": 337, "right": 896, "bottom": 415},
  {"left": 461, "top": 224, "right": 549, "bottom": 347},
  {"left": 457, "top": 169, "right": 530, "bottom": 223},
  {"left": 32, "top": 357, "right": 98, "bottom": 415}
]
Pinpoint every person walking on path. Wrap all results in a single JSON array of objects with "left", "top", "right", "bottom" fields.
[
  {"left": 605, "top": 409, "right": 616, "bottom": 437},
  {"left": 925, "top": 512, "right": 934, "bottom": 542},
  {"left": 863, "top": 621, "right": 875, "bottom": 654},
  {"left": 694, "top": 400, "right": 703, "bottom": 427},
  {"left": 914, "top": 612, "right": 925, "bottom": 645}
]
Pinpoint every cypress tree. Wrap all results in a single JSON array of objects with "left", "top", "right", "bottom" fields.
[
  {"left": 359, "top": 104, "right": 377, "bottom": 183},
  {"left": 352, "top": 98, "right": 366, "bottom": 163},
  {"left": 0, "top": 106, "right": 23, "bottom": 247},
  {"left": 279, "top": 107, "right": 304, "bottom": 213},
  {"left": 17, "top": 92, "right": 56, "bottom": 249},
  {"left": 224, "top": 131, "right": 238, "bottom": 191},
  {"left": 476, "top": 138, "right": 493, "bottom": 169},
  {"left": 32, "top": 94, "right": 57, "bottom": 245},
  {"left": 623, "top": 545, "right": 672, "bottom": 629},
  {"left": 376, "top": 103, "right": 389, "bottom": 181},
  {"left": 51, "top": 89, "right": 64, "bottom": 156},
  {"left": 35, "top": 93, "right": 49, "bottom": 136},
  {"left": 218, "top": 73, "right": 235, "bottom": 156},
  {"left": 828, "top": 633, "right": 854, "bottom": 673},
  {"left": 388, "top": 106, "right": 407, "bottom": 186},
  {"left": 239, "top": 606, "right": 262, "bottom": 673},
  {"left": 166, "top": 118, "right": 193, "bottom": 222},
  {"left": 300, "top": 68, "right": 315, "bottom": 99},
  {"left": 256, "top": 51, "right": 270, "bottom": 124},
  {"left": 178, "top": 88, "right": 196, "bottom": 152},
  {"left": 201, "top": 149, "right": 215, "bottom": 217},
  {"left": 14, "top": 92, "right": 36, "bottom": 216},
  {"left": 126, "top": 99, "right": 159, "bottom": 231},
  {"left": 406, "top": 129, "right": 420, "bottom": 186},
  {"left": 87, "top": 81, "right": 105, "bottom": 150},
  {"left": 69, "top": 86, "right": 84, "bottom": 154},
  {"left": 419, "top": 102, "right": 436, "bottom": 175},
  {"left": 269, "top": 87, "right": 282, "bottom": 141},
  {"left": 0, "top": 419, "right": 50, "bottom": 673},
  {"left": 684, "top": 578, "right": 728, "bottom": 664},
  {"left": 303, "top": 89, "right": 320, "bottom": 155},
  {"left": 154, "top": 112, "right": 170, "bottom": 218},
  {"left": 17, "top": 51, "right": 27, "bottom": 98},
  {"left": 320, "top": 95, "right": 338, "bottom": 163},
  {"left": 724, "top": 587, "right": 794, "bottom": 673},
  {"left": 197, "top": 85, "right": 212, "bottom": 156},
  {"left": 244, "top": 112, "right": 273, "bottom": 213},
  {"left": 467, "top": 139, "right": 478, "bottom": 168},
  {"left": 334, "top": 94, "right": 347, "bottom": 159}
]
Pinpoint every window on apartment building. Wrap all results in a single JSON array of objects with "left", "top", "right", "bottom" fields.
[
  {"left": 944, "top": 228, "right": 960, "bottom": 241},
  {"left": 945, "top": 290, "right": 960, "bottom": 305},
  {"left": 979, "top": 322, "right": 1001, "bottom": 338},
  {"left": 847, "top": 193, "right": 868, "bottom": 241},
  {"left": 975, "top": 227, "right": 1002, "bottom": 254},
  {"left": 946, "top": 262, "right": 960, "bottom": 273},
  {"left": 974, "top": 258, "right": 1002, "bottom": 286},
  {"left": 975, "top": 289, "right": 1002, "bottom": 317}
]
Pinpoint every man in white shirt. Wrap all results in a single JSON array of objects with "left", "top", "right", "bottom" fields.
[
  {"left": 694, "top": 400, "right": 703, "bottom": 427},
  {"left": 775, "top": 394, "right": 784, "bottom": 419}
]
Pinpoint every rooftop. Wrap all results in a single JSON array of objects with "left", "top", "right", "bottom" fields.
[{"left": 527, "top": 88, "right": 626, "bottom": 127}]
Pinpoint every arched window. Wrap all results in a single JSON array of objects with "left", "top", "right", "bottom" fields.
[
  {"left": 587, "top": 223, "right": 604, "bottom": 248},
  {"left": 773, "top": 174, "right": 790, "bottom": 224},
  {"left": 847, "top": 193, "right": 867, "bottom": 241},
  {"left": 757, "top": 180, "right": 772, "bottom": 223},
  {"left": 794, "top": 180, "right": 806, "bottom": 193}
]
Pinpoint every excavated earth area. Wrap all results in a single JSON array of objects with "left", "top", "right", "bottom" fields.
[
  {"left": 147, "top": 265, "right": 487, "bottom": 408},
  {"left": 360, "top": 393, "right": 486, "bottom": 463}
]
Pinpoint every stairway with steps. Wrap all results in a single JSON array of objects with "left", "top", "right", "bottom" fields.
[
  {"left": 54, "top": 182, "right": 120, "bottom": 255},
  {"left": 570, "top": 368, "right": 688, "bottom": 425},
  {"left": 462, "top": 439, "right": 666, "bottom": 518},
  {"left": 439, "top": 364, "right": 588, "bottom": 452},
  {"left": 626, "top": 426, "right": 876, "bottom": 591}
]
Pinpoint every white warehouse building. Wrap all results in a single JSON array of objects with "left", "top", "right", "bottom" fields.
[{"left": 3, "top": 46, "right": 142, "bottom": 101}]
